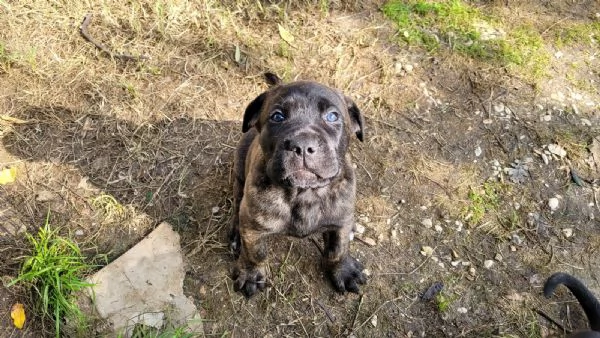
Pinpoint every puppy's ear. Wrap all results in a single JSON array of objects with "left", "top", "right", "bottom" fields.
[
  {"left": 242, "top": 92, "right": 266, "bottom": 133},
  {"left": 264, "top": 72, "right": 282, "bottom": 87},
  {"left": 346, "top": 96, "right": 364, "bottom": 142}
]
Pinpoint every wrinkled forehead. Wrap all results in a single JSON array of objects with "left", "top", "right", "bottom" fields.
[{"left": 268, "top": 82, "right": 345, "bottom": 111}]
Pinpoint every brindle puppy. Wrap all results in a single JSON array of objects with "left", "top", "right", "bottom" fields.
[
  {"left": 544, "top": 272, "right": 600, "bottom": 337},
  {"left": 229, "top": 73, "right": 366, "bottom": 298}
]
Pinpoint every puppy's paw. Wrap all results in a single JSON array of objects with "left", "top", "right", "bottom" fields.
[
  {"left": 232, "top": 265, "right": 267, "bottom": 298},
  {"left": 228, "top": 228, "right": 241, "bottom": 258},
  {"left": 325, "top": 255, "right": 367, "bottom": 294}
]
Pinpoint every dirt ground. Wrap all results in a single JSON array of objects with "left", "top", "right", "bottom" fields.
[{"left": 1, "top": 0, "right": 599, "bottom": 337}]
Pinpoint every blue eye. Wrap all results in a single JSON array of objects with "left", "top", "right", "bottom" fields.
[
  {"left": 324, "top": 111, "right": 339, "bottom": 123},
  {"left": 270, "top": 110, "right": 285, "bottom": 122}
]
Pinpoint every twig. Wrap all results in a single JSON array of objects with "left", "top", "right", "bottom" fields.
[
  {"left": 376, "top": 249, "right": 435, "bottom": 276},
  {"left": 536, "top": 309, "right": 570, "bottom": 334},
  {"left": 80, "top": 13, "right": 149, "bottom": 61},
  {"left": 309, "top": 236, "right": 324, "bottom": 255},
  {"left": 315, "top": 299, "right": 336, "bottom": 323},
  {"left": 355, "top": 296, "right": 403, "bottom": 331},
  {"left": 351, "top": 294, "right": 364, "bottom": 331}
]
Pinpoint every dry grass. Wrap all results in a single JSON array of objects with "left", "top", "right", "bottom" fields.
[{"left": 1, "top": 0, "right": 600, "bottom": 336}]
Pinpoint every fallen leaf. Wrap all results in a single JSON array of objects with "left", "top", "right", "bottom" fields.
[
  {"left": 0, "top": 167, "right": 17, "bottom": 185},
  {"left": 277, "top": 24, "right": 296, "bottom": 47},
  {"left": 11, "top": 303, "right": 26, "bottom": 329}
]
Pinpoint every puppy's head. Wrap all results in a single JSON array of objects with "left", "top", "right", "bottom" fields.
[{"left": 243, "top": 73, "right": 364, "bottom": 189}]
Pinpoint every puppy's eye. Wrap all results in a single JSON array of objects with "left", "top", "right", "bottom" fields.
[
  {"left": 324, "top": 111, "right": 339, "bottom": 123},
  {"left": 270, "top": 110, "right": 285, "bottom": 122}
]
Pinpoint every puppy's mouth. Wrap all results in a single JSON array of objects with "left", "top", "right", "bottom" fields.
[{"left": 283, "top": 169, "right": 334, "bottom": 189}]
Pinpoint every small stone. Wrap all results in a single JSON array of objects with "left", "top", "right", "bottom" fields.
[
  {"left": 434, "top": 225, "right": 443, "bottom": 233},
  {"left": 547, "top": 144, "right": 567, "bottom": 158},
  {"left": 475, "top": 146, "right": 482, "bottom": 157},
  {"left": 483, "top": 260, "right": 494, "bottom": 269},
  {"left": 362, "top": 268, "right": 372, "bottom": 277},
  {"left": 451, "top": 260, "right": 461, "bottom": 267},
  {"left": 211, "top": 206, "right": 220, "bottom": 214},
  {"left": 548, "top": 197, "right": 559, "bottom": 211},
  {"left": 421, "top": 218, "right": 433, "bottom": 228},
  {"left": 554, "top": 51, "right": 563, "bottom": 59},
  {"left": 371, "top": 314, "right": 378, "bottom": 327},
  {"left": 510, "top": 245, "right": 517, "bottom": 252},
  {"left": 494, "top": 253, "right": 503, "bottom": 262},
  {"left": 543, "top": 115, "right": 552, "bottom": 122},
  {"left": 493, "top": 102, "right": 505, "bottom": 113},
  {"left": 451, "top": 250, "right": 459, "bottom": 259},
  {"left": 562, "top": 228, "right": 573, "bottom": 238},
  {"left": 469, "top": 267, "right": 476, "bottom": 276},
  {"left": 529, "top": 274, "right": 542, "bottom": 285},
  {"left": 390, "top": 229, "right": 398, "bottom": 239},
  {"left": 483, "top": 119, "right": 493, "bottom": 124},
  {"left": 394, "top": 62, "right": 403, "bottom": 74},
  {"left": 403, "top": 64, "right": 414, "bottom": 73},
  {"left": 349, "top": 232, "right": 354, "bottom": 241},
  {"left": 420, "top": 246, "right": 434, "bottom": 257},
  {"left": 581, "top": 118, "right": 592, "bottom": 126},
  {"left": 360, "top": 237, "right": 377, "bottom": 246},
  {"left": 457, "top": 307, "right": 468, "bottom": 314},
  {"left": 541, "top": 153, "right": 549, "bottom": 165},
  {"left": 75, "top": 229, "right": 84, "bottom": 236},
  {"left": 511, "top": 234, "right": 523, "bottom": 245},
  {"left": 355, "top": 223, "right": 366, "bottom": 235}
]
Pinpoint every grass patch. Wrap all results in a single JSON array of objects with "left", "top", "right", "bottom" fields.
[
  {"left": 554, "top": 22, "right": 600, "bottom": 47},
  {"left": 8, "top": 212, "right": 94, "bottom": 337},
  {"left": 462, "top": 181, "right": 502, "bottom": 225},
  {"left": 382, "top": 0, "right": 549, "bottom": 79},
  {"left": 435, "top": 292, "right": 455, "bottom": 312}
]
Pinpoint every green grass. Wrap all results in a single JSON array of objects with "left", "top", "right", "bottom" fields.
[
  {"left": 554, "top": 22, "right": 600, "bottom": 47},
  {"left": 8, "top": 212, "right": 94, "bottom": 337},
  {"left": 462, "top": 181, "right": 502, "bottom": 225},
  {"left": 382, "top": 0, "right": 549, "bottom": 79}
]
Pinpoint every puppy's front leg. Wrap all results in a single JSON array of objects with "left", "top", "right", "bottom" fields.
[
  {"left": 322, "top": 225, "right": 367, "bottom": 294},
  {"left": 233, "top": 224, "right": 270, "bottom": 298}
]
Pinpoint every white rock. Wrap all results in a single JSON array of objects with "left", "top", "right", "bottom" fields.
[
  {"left": 483, "top": 119, "right": 493, "bottom": 124},
  {"left": 543, "top": 115, "right": 552, "bottom": 122},
  {"left": 403, "top": 64, "right": 414, "bottom": 73},
  {"left": 421, "top": 218, "right": 433, "bottom": 228},
  {"left": 75, "top": 229, "right": 84, "bottom": 236},
  {"left": 211, "top": 206, "right": 220, "bottom": 214},
  {"left": 469, "top": 267, "right": 476, "bottom": 276},
  {"left": 547, "top": 144, "right": 567, "bottom": 158},
  {"left": 554, "top": 51, "right": 563, "bottom": 59},
  {"left": 483, "top": 260, "right": 495, "bottom": 269},
  {"left": 581, "top": 118, "right": 592, "bottom": 126},
  {"left": 355, "top": 223, "right": 366, "bottom": 235},
  {"left": 457, "top": 307, "right": 468, "bottom": 314},
  {"left": 494, "top": 253, "right": 503, "bottom": 262},
  {"left": 493, "top": 102, "right": 505, "bottom": 113},
  {"left": 394, "top": 62, "right": 403, "bottom": 74},
  {"left": 420, "top": 246, "right": 434, "bottom": 257},
  {"left": 475, "top": 146, "right": 482, "bottom": 157},
  {"left": 362, "top": 268, "right": 372, "bottom": 277},
  {"left": 562, "top": 228, "right": 573, "bottom": 238},
  {"left": 541, "top": 153, "right": 549, "bottom": 165},
  {"left": 548, "top": 197, "right": 559, "bottom": 211},
  {"left": 434, "top": 225, "right": 443, "bottom": 233},
  {"left": 371, "top": 314, "right": 378, "bottom": 327}
]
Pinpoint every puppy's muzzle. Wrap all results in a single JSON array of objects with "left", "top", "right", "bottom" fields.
[{"left": 283, "top": 133, "right": 321, "bottom": 157}]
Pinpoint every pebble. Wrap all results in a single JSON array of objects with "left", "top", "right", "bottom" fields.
[
  {"left": 457, "top": 307, "right": 468, "bottom": 314},
  {"left": 355, "top": 223, "right": 366, "bottom": 235},
  {"left": 493, "top": 102, "right": 505, "bottom": 113},
  {"left": 420, "top": 246, "right": 434, "bottom": 257},
  {"left": 361, "top": 237, "right": 377, "bottom": 247},
  {"left": 371, "top": 314, "right": 378, "bottom": 327},
  {"left": 390, "top": 229, "right": 398, "bottom": 239},
  {"left": 75, "top": 229, "right": 84, "bottom": 236},
  {"left": 403, "top": 64, "right": 414, "bottom": 73},
  {"left": 211, "top": 206, "right": 220, "bottom": 214},
  {"left": 475, "top": 146, "right": 482, "bottom": 157},
  {"left": 548, "top": 197, "right": 559, "bottom": 211},
  {"left": 469, "top": 267, "right": 476, "bottom": 276},
  {"left": 494, "top": 253, "right": 503, "bottom": 262},
  {"left": 483, "top": 260, "right": 495, "bottom": 269},
  {"left": 394, "top": 62, "right": 403, "bottom": 74},
  {"left": 542, "top": 115, "right": 552, "bottom": 122},
  {"left": 483, "top": 119, "right": 493, "bottom": 124},
  {"left": 581, "top": 118, "right": 592, "bottom": 126},
  {"left": 547, "top": 144, "right": 567, "bottom": 158},
  {"left": 421, "top": 218, "right": 433, "bottom": 228},
  {"left": 362, "top": 268, "right": 372, "bottom": 277},
  {"left": 434, "top": 224, "right": 443, "bottom": 233},
  {"left": 562, "top": 228, "right": 573, "bottom": 238}
]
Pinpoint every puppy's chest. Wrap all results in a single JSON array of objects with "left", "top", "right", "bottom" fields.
[{"left": 287, "top": 190, "right": 340, "bottom": 237}]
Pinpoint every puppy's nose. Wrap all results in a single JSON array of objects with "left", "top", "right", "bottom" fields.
[{"left": 284, "top": 138, "right": 319, "bottom": 156}]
